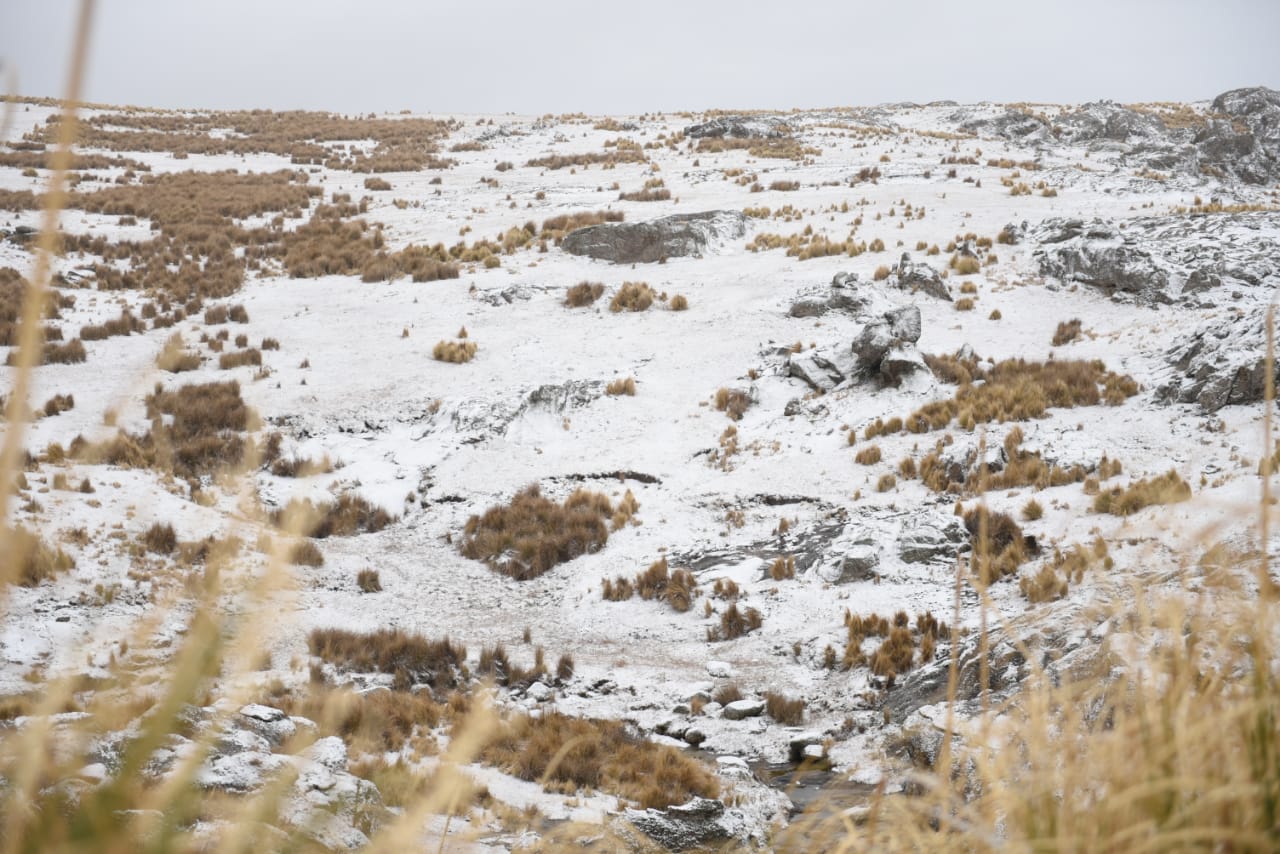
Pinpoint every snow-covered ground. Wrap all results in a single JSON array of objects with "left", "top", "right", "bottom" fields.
[{"left": 3, "top": 94, "right": 1279, "bottom": 846}]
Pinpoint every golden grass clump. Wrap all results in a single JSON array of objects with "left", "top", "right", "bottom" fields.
[
  {"left": 1, "top": 526, "right": 75, "bottom": 587},
  {"left": 460, "top": 485, "right": 615, "bottom": 580},
  {"left": 481, "top": 711, "right": 719, "bottom": 809},
  {"left": 289, "top": 539, "right": 324, "bottom": 566},
  {"left": 709, "top": 602, "right": 763, "bottom": 640},
  {"left": 140, "top": 521, "right": 177, "bottom": 554},
  {"left": 714, "top": 386, "right": 753, "bottom": 421},
  {"left": 877, "top": 473, "right": 897, "bottom": 492},
  {"left": 432, "top": 339, "right": 478, "bottom": 363},
  {"left": 564, "top": 281, "right": 604, "bottom": 307},
  {"left": 309, "top": 627, "right": 466, "bottom": 691},
  {"left": 670, "top": 293, "right": 689, "bottom": 311},
  {"left": 273, "top": 492, "right": 394, "bottom": 539},
  {"left": 356, "top": 568, "right": 382, "bottom": 592},
  {"left": 605, "top": 377, "right": 636, "bottom": 396},
  {"left": 855, "top": 445, "right": 882, "bottom": 465},
  {"left": 609, "top": 281, "right": 655, "bottom": 312},
  {"left": 770, "top": 556, "right": 796, "bottom": 580},
  {"left": 763, "top": 691, "right": 805, "bottom": 725},
  {"left": 951, "top": 254, "right": 982, "bottom": 275},
  {"left": 1093, "top": 469, "right": 1191, "bottom": 516},
  {"left": 964, "top": 506, "right": 1034, "bottom": 583},
  {"left": 901, "top": 359, "right": 1139, "bottom": 434},
  {"left": 1053, "top": 317, "right": 1083, "bottom": 346}
]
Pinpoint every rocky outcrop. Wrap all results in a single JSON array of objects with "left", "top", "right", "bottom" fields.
[
  {"left": 960, "top": 109, "right": 1050, "bottom": 142},
  {"left": 1033, "top": 219, "right": 1171, "bottom": 304},
  {"left": 1032, "top": 213, "right": 1280, "bottom": 306},
  {"left": 624, "top": 797, "right": 738, "bottom": 851},
  {"left": 891, "top": 254, "right": 951, "bottom": 301},
  {"left": 1052, "top": 101, "right": 1169, "bottom": 145},
  {"left": 683, "top": 116, "right": 789, "bottom": 139},
  {"left": 789, "top": 302, "right": 929, "bottom": 391},
  {"left": 1158, "top": 306, "right": 1280, "bottom": 411},
  {"left": 898, "top": 515, "right": 968, "bottom": 564},
  {"left": 1199, "top": 87, "right": 1280, "bottom": 184},
  {"left": 562, "top": 210, "right": 747, "bottom": 263},
  {"left": 818, "top": 543, "right": 880, "bottom": 584}
]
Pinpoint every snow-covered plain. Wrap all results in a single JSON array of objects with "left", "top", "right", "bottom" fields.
[{"left": 2, "top": 94, "right": 1279, "bottom": 847}]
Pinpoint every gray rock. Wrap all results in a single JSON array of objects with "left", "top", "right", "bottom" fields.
[
  {"left": 787, "top": 347, "right": 857, "bottom": 392},
  {"left": 892, "top": 254, "right": 951, "bottom": 301},
  {"left": 1158, "top": 305, "right": 1280, "bottom": 411},
  {"left": 526, "top": 681, "right": 553, "bottom": 702},
  {"left": 722, "top": 699, "right": 766, "bottom": 721},
  {"left": 1032, "top": 219, "right": 1171, "bottom": 304},
  {"left": 1053, "top": 101, "right": 1169, "bottom": 145},
  {"left": 624, "top": 797, "right": 733, "bottom": 851},
  {"left": 960, "top": 109, "right": 1050, "bottom": 142},
  {"left": 562, "top": 210, "right": 746, "bottom": 263},
  {"left": 238, "top": 704, "right": 297, "bottom": 746},
  {"left": 788, "top": 271, "right": 870, "bottom": 317},
  {"left": 899, "top": 516, "right": 968, "bottom": 564},
  {"left": 1199, "top": 87, "right": 1280, "bottom": 184},
  {"left": 819, "top": 544, "right": 879, "bottom": 584},
  {"left": 852, "top": 322, "right": 896, "bottom": 370},
  {"left": 885, "top": 304, "right": 922, "bottom": 343},
  {"left": 706, "top": 661, "right": 733, "bottom": 678},
  {"left": 879, "top": 345, "right": 930, "bottom": 386},
  {"left": 684, "top": 116, "right": 789, "bottom": 139},
  {"left": 683, "top": 728, "right": 707, "bottom": 747}
]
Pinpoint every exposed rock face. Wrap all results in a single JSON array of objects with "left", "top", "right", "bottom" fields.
[
  {"left": 1032, "top": 213, "right": 1280, "bottom": 306},
  {"left": 1032, "top": 219, "right": 1171, "bottom": 304},
  {"left": 1159, "top": 306, "right": 1280, "bottom": 411},
  {"left": 562, "top": 211, "right": 747, "bottom": 263},
  {"left": 898, "top": 516, "right": 968, "bottom": 564},
  {"left": 683, "top": 116, "right": 789, "bottom": 139},
  {"left": 819, "top": 543, "right": 880, "bottom": 584},
  {"left": 1052, "top": 101, "right": 1169, "bottom": 145},
  {"left": 892, "top": 254, "right": 951, "bottom": 301},
  {"left": 1200, "top": 87, "right": 1280, "bottom": 184},
  {"left": 959, "top": 109, "right": 1050, "bottom": 142}
]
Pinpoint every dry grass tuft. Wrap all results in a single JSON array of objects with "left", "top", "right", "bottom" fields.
[
  {"left": 433, "top": 339, "right": 478, "bottom": 363},
  {"left": 356, "top": 568, "right": 382, "bottom": 593},
  {"left": 309, "top": 627, "right": 466, "bottom": 691},
  {"left": 708, "top": 602, "right": 764, "bottom": 641},
  {"left": 1053, "top": 318, "right": 1083, "bottom": 346},
  {"left": 2, "top": 526, "right": 75, "bottom": 587},
  {"left": 460, "top": 485, "right": 617, "bottom": 580},
  {"left": 481, "top": 711, "right": 719, "bottom": 809},
  {"left": 1093, "top": 469, "right": 1191, "bottom": 516},
  {"left": 564, "top": 281, "right": 604, "bottom": 307},
  {"left": 609, "top": 282, "right": 655, "bottom": 313},
  {"left": 764, "top": 691, "right": 805, "bottom": 725},
  {"left": 714, "top": 387, "right": 752, "bottom": 421},
  {"left": 140, "top": 522, "right": 177, "bottom": 554},
  {"left": 606, "top": 377, "right": 636, "bottom": 396}
]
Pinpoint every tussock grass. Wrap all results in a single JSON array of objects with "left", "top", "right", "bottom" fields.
[
  {"left": 609, "top": 281, "right": 655, "bottom": 313},
  {"left": 714, "top": 387, "right": 752, "bottom": 421},
  {"left": 481, "top": 711, "right": 719, "bottom": 809},
  {"left": 310, "top": 627, "right": 466, "bottom": 691},
  {"left": 273, "top": 493, "right": 394, "bottom": 539},
  {"left": 605, "top": 377, "right": 636, "bottom": 396},
  {"left": 708, "top": 602, "right": 763, "bottom": 640},
  {"left": 1093, "top": 469, "right": 1191, "bottom": 515},
  {"left": 1, "top": 526, "right": 75, "bottom": 587},
  {"left": 460, "top": 485, "right": 621, "bottom": 580},
  {"left": 764, "top": 691, "right": 805, "bottom": 725},
  {"left": 1052, "top": 318, "right": 1083, "bottom": 346},
  {"left": 432, "top": 339, "right": 477, "bottom": 363},
  {"left": 564, "top": 281, "right": 604, "bottom": 307}
]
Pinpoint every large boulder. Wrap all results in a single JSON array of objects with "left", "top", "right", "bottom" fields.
[
  {"left": 1158, "top": 306, "right": 1280, "bottom": 411},
  {"left": 1052, "top": 101, "right": 1170, "bottom": 145},
  {"left": 788, "top": 271, "right": 871, "bottom": 317},
  {"left": 624, "top": 797, "right": 736, "bottom": 851},
  {"left": 898, "top": 516, "right": 968, "bottom": 564},
  {"left": 562, "top": 211, "right": 746, "bottom": 263}
]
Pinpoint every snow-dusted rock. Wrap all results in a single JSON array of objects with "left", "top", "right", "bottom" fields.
[
  {"left": 684, "top": 116, "right": 789, "bottom": 139},
  {"left": 1159, "top": 305, "right": 1280, "bottom": 411},
  {"left": 898, "top": 516, "right": 968, "bottom": 564},
  {"left": 562, "top": 210, "right": 747, "bottom": 263},
  {"left": 892, "top": 254, "right": 952, "bottom": 301},
  {"left": 705, "top": 661, "right": 733, "bottom": 679},
  {"left": 722, "top": 699, "right": 765, "bottom": 721},
  {"left": 819, "top": 544, "right": 880, "bottom": 584}
]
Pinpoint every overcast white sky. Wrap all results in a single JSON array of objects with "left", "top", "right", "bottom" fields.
[{"left": 4, "top": 0, "right": 1279, "bottom": 115}]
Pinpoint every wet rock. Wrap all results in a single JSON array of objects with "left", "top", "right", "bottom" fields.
[
  {"left": 723, "top": 699, "right": 766, "bottom": 721},
  {"left": 562, "top": 210, "right": 747, "bottom": 263},
  {"left": 684, "top": 116, "right": 789, "bottom": 139}
]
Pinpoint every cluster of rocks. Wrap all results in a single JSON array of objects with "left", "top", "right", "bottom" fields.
[
  {"left": 786, "top": 274, "right": 930, "bottom": 392},
  {"left": 1158, "top": 305, "right": 1280, "bottom": 411},
  {"left": 682, "top": 115, "right": 790, "bottom": 139},
  {"left": 1030, "top": 211, "right": 1280, "bottom": 306},
  {"left": 562, "top": 210, "right": 748, "bottom": 264},
  {"left": 959, "top": 87, "right": 1280, "bottom": 184}
]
